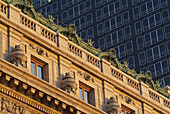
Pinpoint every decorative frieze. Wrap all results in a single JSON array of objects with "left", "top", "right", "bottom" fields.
[
  {"left": 61, "top": 72, "right": 77, "bottom": 94},
  {"left": 77, "top": 71, "right": 94, "bottom": 82},
  {"left": 10, "top": 45, "right": 27, "bottom": 68},
  {"left": 0, "top": 97, "right": 35, "bottom": 114}
]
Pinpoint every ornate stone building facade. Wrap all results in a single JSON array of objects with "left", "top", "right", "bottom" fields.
[{"left": 0, "top": 0, "right": 169, "bottom": 114}]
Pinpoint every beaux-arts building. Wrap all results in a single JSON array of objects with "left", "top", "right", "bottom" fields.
[{"left": 0, "top": 0, "right": 170, "bottom": 114}]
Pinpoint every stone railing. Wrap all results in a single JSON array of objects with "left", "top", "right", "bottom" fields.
[
  {"left": 68, "top": 42, "right": 82, "bottom": 58},
  {"left": 86, "top": 53, "right": 100, "bottom": 68},
  {"left": 111, "top": 67, "right": 123, "bottom": 81},
  {"left": 127, "top": 77, "right": 139, "bottom": 91},
  {"left": 0, "top": 1, "right": 169, "bottom": 112},
  {"left": 40, "top": 27, "right": 57, "bottom": 43},
  {"left": 164, "top": 99, "right": 170, "bottom": 108},
  {"left": 149, "top": 89, "right": 160, "bottom": 103},
  {"left": 0, "top": 0, "right": 7, "bottom": 17},
  {"left": 20, "top": 14, "right": 36, "bottom": 31}
]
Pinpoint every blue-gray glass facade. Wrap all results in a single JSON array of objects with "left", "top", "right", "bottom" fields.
[{"left": 32, "top": 0, "right": 170, "bottom": 87}]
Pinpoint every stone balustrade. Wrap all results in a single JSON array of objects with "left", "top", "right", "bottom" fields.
[
  {"left": 20, "top": 14, "right": 36, "bottom": 31},
  {"left": 68, "top": 42, "right": 82, "bottom": 58},
  {"left": 0, "top": 0, "right": 7, "bottom": 17},
  {"left": 149, "top": 88, "right": 160, "bottom": 102},
  {"left": 0, "top": 0, "right": 169, "bottom": 112}
]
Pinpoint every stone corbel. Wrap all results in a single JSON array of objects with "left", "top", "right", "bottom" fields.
[
  {"left": 106, "top": 96, "right": 121, "bottom": 114},
  {"left": 61, "top": 72, "right": 77, "bottom": 94},
  {"left": 9, "top": 45, "right": 27, "bottom": 68}
]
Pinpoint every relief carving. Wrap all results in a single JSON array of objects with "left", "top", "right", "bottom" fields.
[
  {"left": 29, "top": 44, "right": 49, "bottom": 57},
  {"left": 0, "top": 97, "right": 34, "bottom": 114},
  {"left": 61, "top": 72, "right": 77, "bottom": 94},
  {"left": 10, "top": 45, "right": 27, "bottom": 68},
  {"left": 119, "top": 94, "right": 135, "bottom": 105},
  {"left": 106, "top": 96, "right": 121, "bottom": 114},
  {"left": 77, "top": 71, "right": 94, "bottom": 82}
]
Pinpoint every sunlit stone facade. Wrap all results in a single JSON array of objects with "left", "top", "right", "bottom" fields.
[{"left": 0, "top": 0, "right": 169, "bottom": 113}]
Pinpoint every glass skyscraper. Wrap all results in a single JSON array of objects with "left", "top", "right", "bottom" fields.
[{"left": 32, "top": 0, "right": 170, "bottom": 87}]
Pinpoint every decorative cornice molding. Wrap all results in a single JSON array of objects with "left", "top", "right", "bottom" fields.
[{"left": 29, "top": 44, "right": 49, "bottom": 57}]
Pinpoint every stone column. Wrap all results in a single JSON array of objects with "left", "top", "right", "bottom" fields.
[{"left": 0, "top": 28, "right": 3, "bottom": 58}]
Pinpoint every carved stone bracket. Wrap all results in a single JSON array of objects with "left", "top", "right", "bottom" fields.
[
  {"left": 29, "top": 44, "right": 49, "bottom": 57},
  {"left": 77, "top": 71, "right": 94, "bottom": 82},
  {"left": 61, "top": 72, "right": 77, "bottom": 94},
  {"left": 106, "top": 96, "right": 121, "bottom": 114},
  {"left": 10, "top": 45, "right": 27, "bottom": 68}
]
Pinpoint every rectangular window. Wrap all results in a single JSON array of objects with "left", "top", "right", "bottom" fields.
[
  {"left": 68, "top": 8, "right": 74, "bottom": 19},
  {"left": 106, "top": 34, "right": 112, "bottom": 47},
  {"left": 87, "top": 27, "right": 93, "bottom": 39},
  {"left": 126, "top": 41, "right": 133, "bottom": 54},
  {"left": 141, "top": 4, "right": 147, "bottom": 16},
  {"left": 159, "top": 43, "right": 166, "bottom": 57},
  {"left": 61, "top": 0, "right": 67, "bottom": 9},
  {"left": 81, "top": 30, "right": 87, "bottom": 41},
  {"left": 144, "top": 34, "right": 151, "bottom": 47},
  {"left": 109, "top": 3, "right": 114, "bottom": 15},
  {"left": 122, "top": 0, "right": 128, "bottom": 9},
  {"left": 157, "top": 28, "right": 164, "bottom": 41},
  {"left": 79, "top": 3, "right": 84, "bottom": 14},
  {"left": 116, "top": 15, "right": 122, "bottom": 27},
  {"left": 79, "top": 82, "right": 94, "bottom": 105},
  {"left": 124, "top": 26, "right": 131, "bottom": 39},
  {"left": 85, "top": 0, "right": 91, "bottom": 11},
  {"left": 133, "top": 7, "right": 140, "bottom": 20},
  {"left": 111, "top": 17, "right": 116, "bottom": 29},
  {"left": 119, "top": 44, "right": 126, "bottom": 57},
  {"left": 122, "top": 11, "right": 129, "bottom": 24},
  {"left": 160, "top": 0, "right": 167, "bottom": 8},
  {"left": 127, "top": 56, "right": 135, "bottom": 69},
  {"left": 146, "top": 49, "right": 153, "bottom": 62},
  {"left": 149, "top": 16, "right": 155, "bottom": 28},
  {"left": 103, "top": 6, "right": 109, "bottom": 17},
  {"left": 80, "top": 17, "right": 86, "bottom": 29},
  {"left": 117, "top": 29, "right": 124, "bottom": 42},
  {"left": 87, "top": 13, "right": 93, "bottom": 25},
  {"left": 162, "top": 9, "right": 170, "bottom": 23},
  {"left": 96, "top": 9, "right": 103, "bottom": 21},
  {"left": 155, "top": 13, "right": 162, "bottom": 25},
  {"left": 104, "top": 20, "right": 111, "bottom": 32},
  {"left": 164, "top": 24, "right": 170, "bottom": 38},
  {"left": 153, "top": 46, "right": 159, "bottom": 60},
  {"left": 31, "top": 57, "right": 48, "bottom": 82},
  {"left": 153, "top": 0, "right": 159, "bottom": 10},
  {"left": 167, "top": 41, "right": 170, "bottom": 54},
  {"left": 74, "top": 5, "right": 79, "bottom": 16},
  {"left": 97, "top": 23, "right": 104, "bottom": 35},
  {"left": 135, "top": 21, "right": 142, "bottom": 34},
  {"left": 115, "top": 1, "right": 120, "bottom": 12},
  {"left": 155, "top": 62, "right": 162, "bottom": 76},
  {"left": 147, "top": 1, "right": 153, "bottom": 13},
  {"left": 138, "top": 52, "right": 146, "bottom": 66},
  {"left": 143, "top": 18, "right": 149, "bottom": 31},
  {"left": 148, "top": 64, "right": 156, "bottom": 77},
  {"left": 98, "top": 37, "right": 105, "bottom": 49},
  {"left": 112, "top": 32, "right": 117, "bottom": 44},
  {"left": 136, "top": 36, "right": 144, "bottom": 50}
]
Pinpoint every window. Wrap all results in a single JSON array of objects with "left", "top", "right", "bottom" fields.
[
  {"left": 119, "top": 44, "right": 126, "bottom": 57},
  {"left": 116, "top": 15, "right": 122, "bottom": 27},
  {"left": 61, "top": 0, "right": 67, "bottom": 9},
  {"left": 133, "top": 7, "right": 140, "bottom": 20},
  {"left": 85, "top": 0, "right": 91, "bottom": 11},
  {"left": 144, "top": 33, "right": 151, "bottom": 47},
  {"left": 79, "top": 3, "right": 84, "bottom": 14},
  {"left": 164, "top": 24, "right": 170, "bottom": 38},
  {"left": 136, "top": 36, "right": 144, "bottom": 50},
  {"left": 103, "top": 6, "right": 109, "bottom": 17},
  {"left": 115, "top": 1, "right": 120, "bottom": 12},
  {"left": 80, "top": 17, "right": 85, "bottom": 29},
  {"left": 62, "top": 11, "right": 67, "bottom": 22},
  {"left": 81, "top": 30, "right": 87, "bottom": 41},
  {"left": 74, "top": 5, "right": 79, "bottom": 16},
  {"left": 148, "top": 64, "right": 156, "bottom": 77},
  {"left": 153, "top": 0, "right": 159, "bottom": 10},
  {"left": 160, "top": 0, "right": 167, "bottom": 8},
  {"left": 106, "top": 34, "right": 112, "bottom": 47},
  {"left": 104, "top": 20, "right": 111, "bottom": 32},
  {"left": 95, "top": 0, "right": 102, "bottom": 7},
  {"left": 162, "top": 9, "right": 170, "bottom": 22},
  {"left": 68, "top": 8, "right": 73, "bottom": 19},
  {"left": 118, "top": 29, "right": 124, "bottom": 42},
  {"left": 111, "top": 17, "right": 116, "bottom": 29},
  {"left": 127, "top": 56, "right": 135, "bottom": 69},
  {"left": 135, "top": 21, "right": 142, "bottom": 34},
  {"left": 97, "top": 23, "right": 104, "bottom": 35},
  {"left": 98, "top": 37, "right": 105, "bottom": 49},
  {"left": 124, "top": 26, "right": 131, "bottom": 39},
  {"left": 96, "top": 9, "right": 103, "bottom": 21},
  {"left": 126, "top": 41, "right": 133, "bottom": 54},
  {"left": 141, "top": 3, "right": 147, "bottom": 16},
  {"left": 87, "top": 13, "right": 93, "bottom": 25},
  {"left": 122, "top": 11, "right": 129, "bottom": 24},
  {"left": 143, "top": 18, "right": 149, "bottom": 31},
  {"left": 79, "top": 82, "right": 94, "bottom": 105},
  {"left": 87, "top": 27, "right": 93, "bottom": 39},
  {"left": 167, "top": 41, "right": 170, "bottom": 54},
  {"left": 146, "top": 49, "right": 153, "bottom": 62},
  {"left": 122, "top": 0, "right": 128, "bottom": 9},
  {"left": 31, "top": 57, "right": 48, "bottom": 81},
  {"left": 138, "top": 52, "right": 146, "bottom": 66},
  {"left": 121, "top": 107, "right": 132, "bottom": 114},
  {"left": 109, "top": 3, "right": 114, "bottom": 15}
]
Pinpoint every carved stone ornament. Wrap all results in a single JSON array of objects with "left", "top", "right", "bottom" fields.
[
  {"left": 119, "top": 94, "right": 135, "bottom": 105},
  {"left": 0, "top": 97, "right": 34, "bottom": 114},
  {"left": 29, "top": 44, "right": 49, "bottom": 57},
  {"left": 10, "top": 45, "right": 27, "bottom": 68},
  {"left": 61, "top": 72, "right": 77, "bottom": 94},
  {"left": 77, "top": 71, "right": 94, "bottom": 82},
  {"left": 106, "top": 97, "right": 121, "bottom": 114}
]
